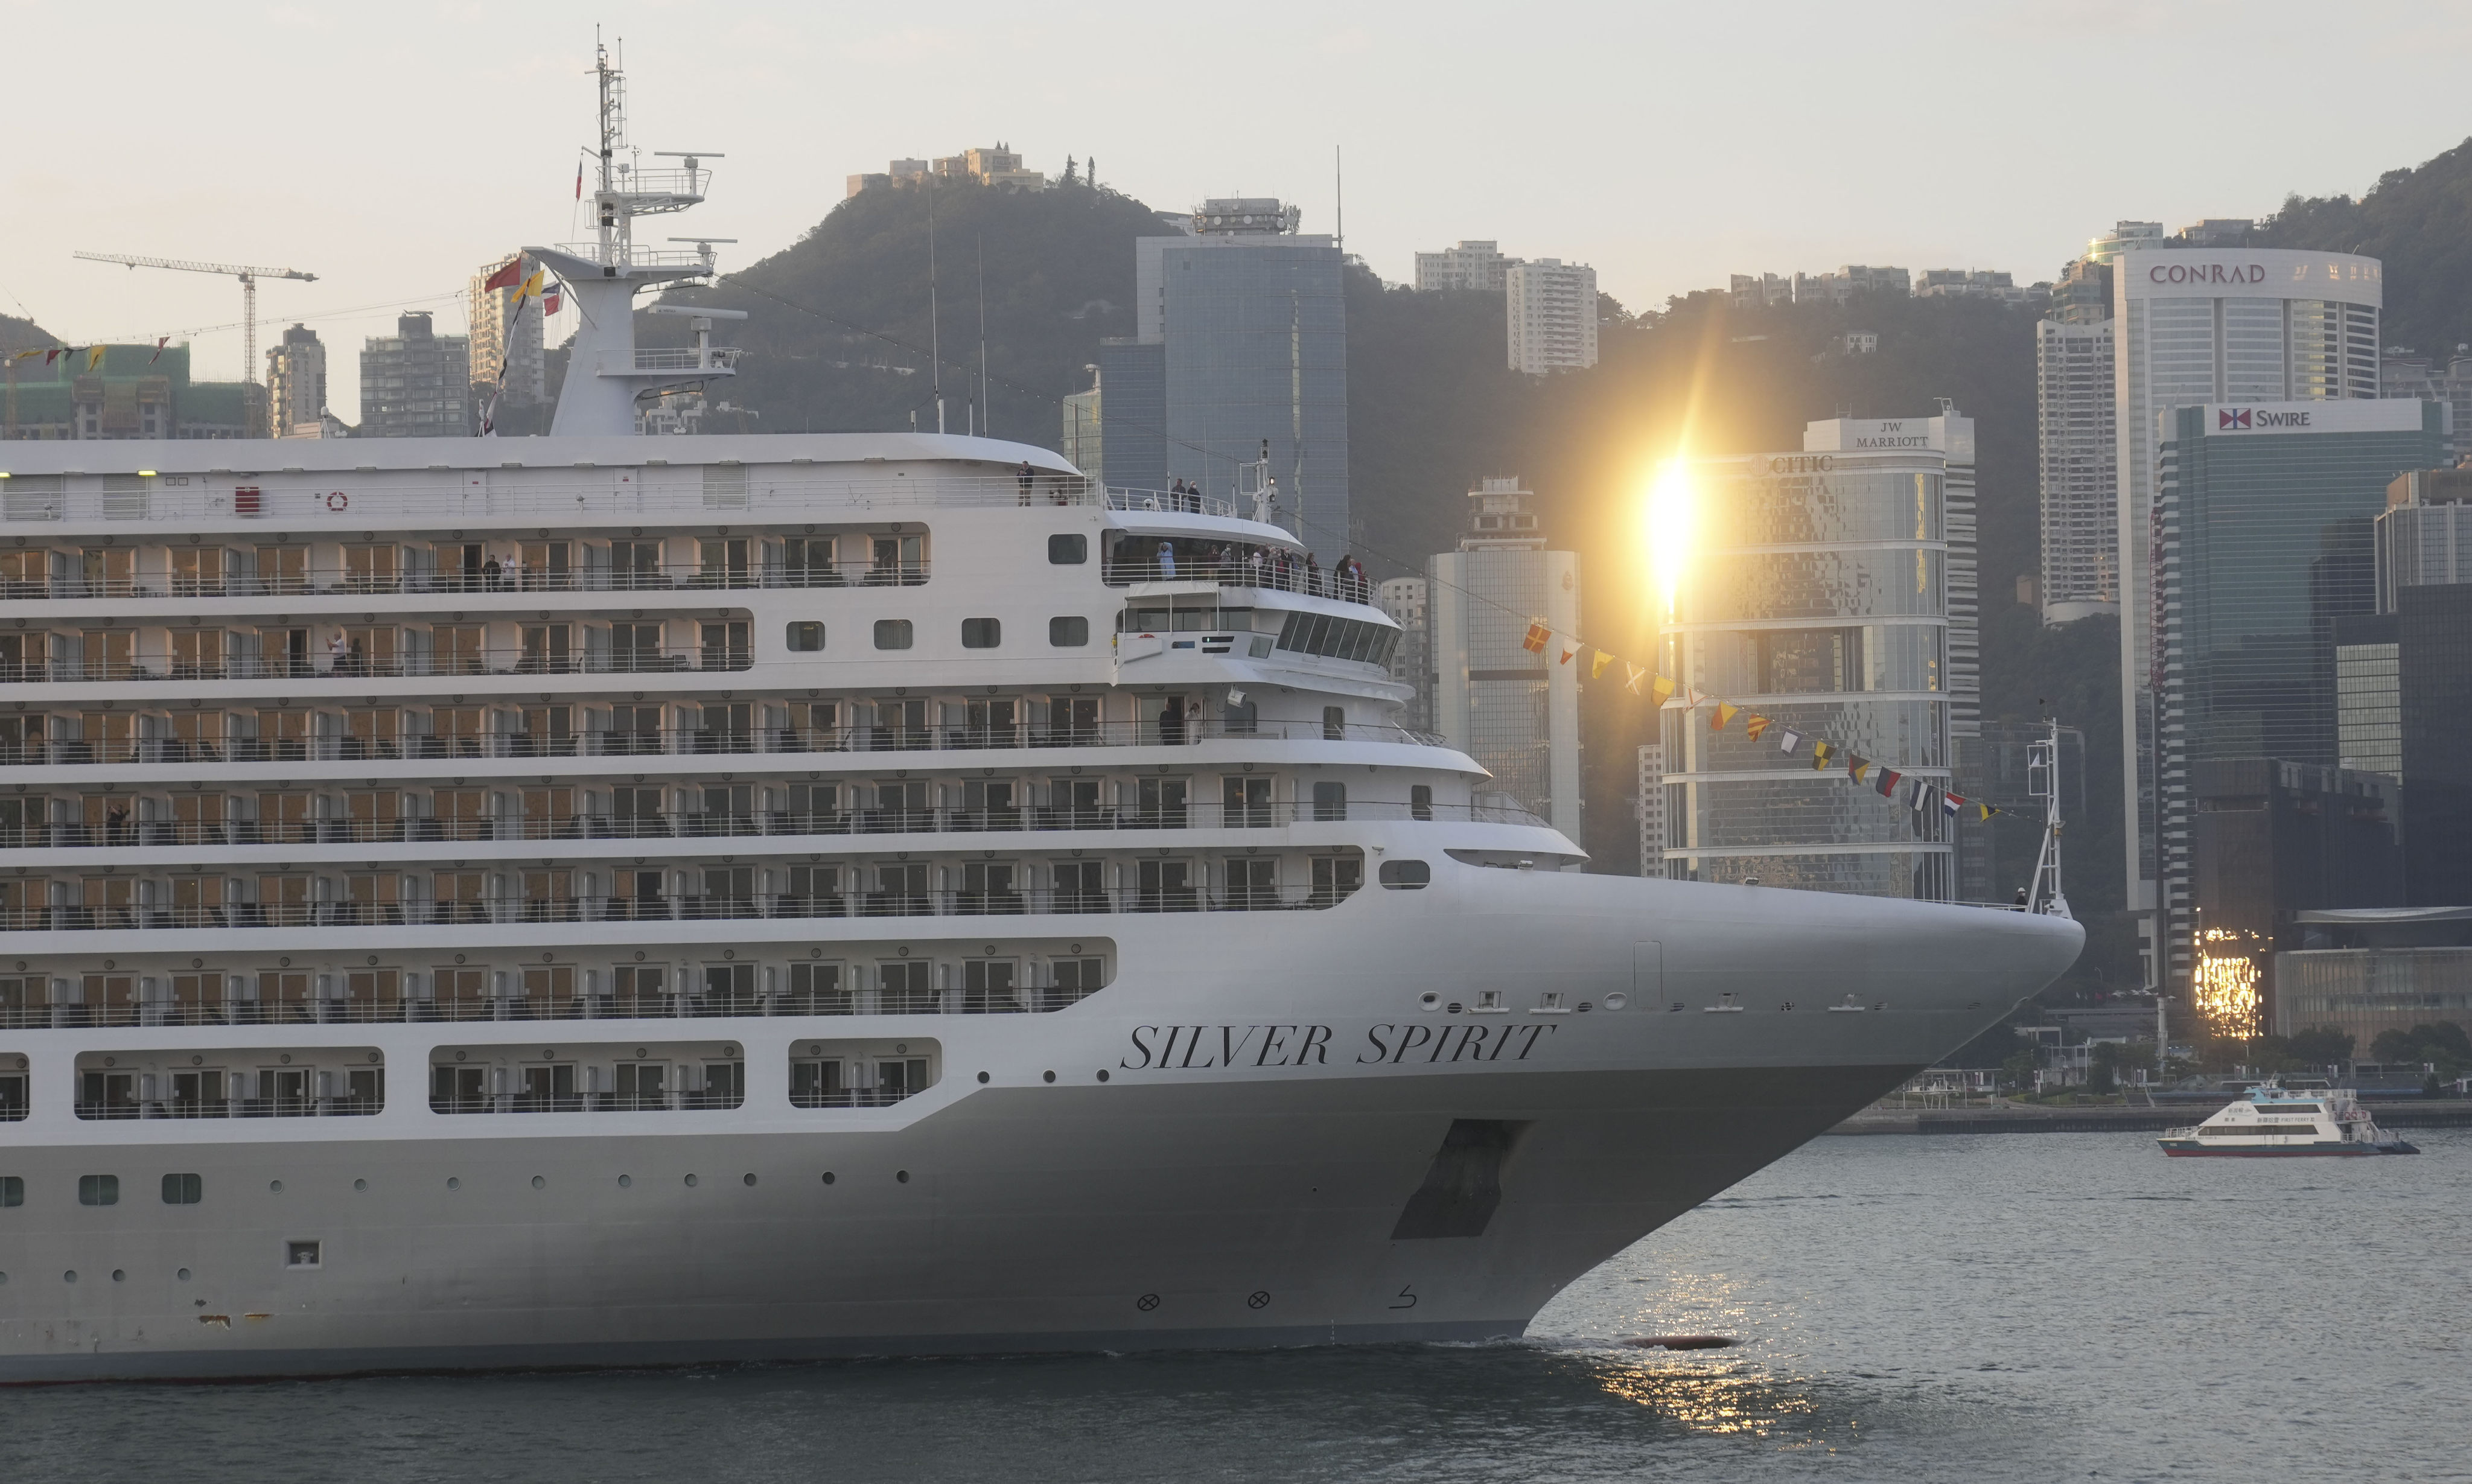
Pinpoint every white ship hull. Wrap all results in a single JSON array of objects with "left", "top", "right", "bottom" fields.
[{"left": 0, "top": 872, "right": 2079, "bottom": 1380}]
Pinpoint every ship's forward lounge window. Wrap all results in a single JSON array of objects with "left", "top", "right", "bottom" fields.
[
  {"left": 873, "top": 620, "right": 913, "bottom": 651},
  {"left": 786, "top": 621, "right": 824, "bottom": 652},
  {"left": 1275, "top": 612, "right": 1399, "bottom": 666}
]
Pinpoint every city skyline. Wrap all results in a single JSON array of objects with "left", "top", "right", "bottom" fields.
[{"left": 4, "top": 1, "right": 2469, "bottom": 427}]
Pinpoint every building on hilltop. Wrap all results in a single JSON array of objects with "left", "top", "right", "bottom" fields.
[
  {"left": 847, "top": 150, "right": 1042, "bottom": 198},
  {"left": 2149, "top": 398, "right": 2443, "bottom": 998},
  {"left": 2377, "top": 348, "right": 2472, "bottom": 460},
  {"left": 468, "top": 253, "right": 546, "bottom": 409},
  {"left": 1373, "top": 576, "right": 1430, "bottom": 732},
  {"left": 2111, "top": 245, "right": 2388, "bottom": 990},
  {"left": 1915, "top": 269, "right": 2033, "bottom": 304},
  {"left": 1104, "top": 199, "right": 1349, "bottom": 560},
  {"left": 1506, "top": 259, "right": 1598, "bottom": 374},
  {"left": 1727, "top": 265, "right": 1911, "bottom": 307},
  {"left": 1427, "top": 479, "right": 1580, "bottom": 836},
  {"left": 0, "top": 343, "right": 251, "bottom": 440},
  {"left": 1415, "top": 241, "right": 1518, "bottom": 293},
  {"left": 359, "top": 312, "right": 473, "bottom": 438}
]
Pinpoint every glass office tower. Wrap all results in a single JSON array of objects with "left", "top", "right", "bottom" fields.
[
  {"left": 1662, "top": 436, "right": 1955, "bottom": 900},
  {"left": 2152, "top": 397, "right": 2443, "bottom": 991}
]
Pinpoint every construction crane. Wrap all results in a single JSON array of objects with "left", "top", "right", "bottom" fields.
[{"left": 71, "top": 252, "right": 317, "bottom": 384}]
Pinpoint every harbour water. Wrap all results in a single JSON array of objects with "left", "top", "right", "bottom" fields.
[{"left": 4, "top": 1131, "right": 2462, "bottom": 1481}]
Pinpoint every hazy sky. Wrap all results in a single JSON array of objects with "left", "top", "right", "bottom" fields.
[{"left": 7, "top": 0, "right": 2468, "bottom": 425}]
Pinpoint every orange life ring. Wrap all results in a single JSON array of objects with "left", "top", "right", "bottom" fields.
[{"left": 326, "top": 491, "right": 349, "bottom": 511}]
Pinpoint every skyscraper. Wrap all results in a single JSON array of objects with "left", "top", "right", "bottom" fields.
[
  {"left": 2150, "top": 397, "right": 2442, "bottom": 994},
  {"left": 1373, "top": 576, "right": 1431, "bottom": 732},
  {"left": 264, "top": 323, "right": 328, "bottom": 439},
  {"left": 1662, "top": 425, "right": 1961, "bottom": 900},
  {"left": 1505, "top": 259, "right": 1598, "bottom": 374},
  {"left": 1427, "top": 479, "right": 1581, "bottom": 836},
  {"left": 2109, "top": 246, "right": 2384, "bottom": 989},
  {"left": 2037, "top": 257, "right": 2118, "bottom": 623},
  {"left": 1122, "top": 200, "right": 1350, "bottom": 560},
  {"left": 468, "top": 253, "right": 546, "bottom": 408},
  {"left": 359, "top": 312, "right": 473, "bottom": 438}
]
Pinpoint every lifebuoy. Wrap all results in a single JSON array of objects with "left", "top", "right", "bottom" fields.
[{"left": 326, "top": 491, "right": 349, "bottom": 511}]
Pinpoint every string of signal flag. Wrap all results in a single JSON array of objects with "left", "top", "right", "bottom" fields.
[{"left": 1519, "top": 619, "right": 2008, "bottom": 829}]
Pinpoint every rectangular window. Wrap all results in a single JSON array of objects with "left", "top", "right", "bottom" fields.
[
  {"left": 286, "top": 1240, "right": 322, "bottom": 1268},
  {"left": 961, "top": 617, "right": 1002, "bottom": 649},
  {"left": 879, "top": 959, "right": 934, "bottom": 1013},
  {"left": 78, "top": 1173, "right": 119, "bottom": 1206},
  {"left": 786, "top": 620, "right": 824, "bottom": 652},
  {"left": 1048, "top": 957, "right": 1106, "bottom": 1010},
  {"left": 162, "top": 1173, "right": 203, "bottom": 1205},
  {"left": 1049, "top": 615, "right": 1089, "bottom": 647},
  {"left": 873, "top": 619, "right": 914, "bottom": 650},
  {"left": 1048, "top": 533, "right": 1087, "bottom": 564},
  {"left": 1313, "top": 781, "right": 1348, "bottom": 821},
  {"left": 0, "top": 1174, "right": 21, "bottom": 1206}
]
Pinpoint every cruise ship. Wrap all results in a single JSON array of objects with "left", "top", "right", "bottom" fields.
[{"left": 0, "top": 50, "right": 2082, "bottom": 1381}]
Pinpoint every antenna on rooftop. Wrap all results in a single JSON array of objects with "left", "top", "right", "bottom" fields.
[
  {"left": 928, "top": 180, "right": 944, "bottom": 435},
  {"left": 1335, "top": 145, "right": 1344, "bottom": 257}
]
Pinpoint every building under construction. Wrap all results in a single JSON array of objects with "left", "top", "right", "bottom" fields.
[{"left": 1, "top": 343, "right": 255, "bottom": 440}]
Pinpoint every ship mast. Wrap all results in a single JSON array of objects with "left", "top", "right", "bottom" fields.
[
  {"left": 528, "top": 35, "right": 739, "bottom": 436},
  {"left": 2024, "top": 715, "right": 2071, "bottom": 920}
]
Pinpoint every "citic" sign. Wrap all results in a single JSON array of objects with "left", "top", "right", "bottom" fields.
[{"left": 2150, "top": 263, "right": 2267, "bottom": 285}]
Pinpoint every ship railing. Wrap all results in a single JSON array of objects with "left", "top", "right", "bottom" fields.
[
  {"left": 14, "top": 647, "right": 755, "bottom": 684},
  {"left": 629, "top": 346, "right": 741, "bottom": 372},
  {"left": 5, "top": 562, "right": 927, "bottom": 600},
  {"left": 1101, "top": 486, "right": 1243, "bottom": 520},
  {"left": 0, "top": 883, "right": 1366, "bottom": 940},
  {"left": 0, "top": 719, "right": 1450, "bottom": 770},
  {"left": 0, "top": 472, "right": 1132, "bottom": 526},
  {"left": 75, "top": 1096, "right": 380, "bottom": 1120},
  {"left": 7, "top": 564, "right": 922, "bottom": 599},
  {"left": 1103, "top": 556, "right": 1375, "bottom": 606},
  {"left": 0, "top": 989, "right": 1098, "bottom": 1028},
  {"left": 11, "top": 799, "right": 1538, "bottom": 852}
]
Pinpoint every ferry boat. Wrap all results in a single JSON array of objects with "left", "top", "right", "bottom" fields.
[
  {"left": 0, "top": 48, "right": 2082, "bottom": 1381},
  {"left": 2158, "top": 1081, "right": 2419, "bottom": 1157}
]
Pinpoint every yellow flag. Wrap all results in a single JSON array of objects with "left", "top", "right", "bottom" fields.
[
  {"left": 1744, "top": 715, "right": 1771, "bottom": 742},
  {"left": 1712, "top": 702, "right": 1739, "bottom": 732},
  {"left": 1850, "top": 757, "right": 1872, "bottom": 783},
  {"left": 1591, "top": 649, "right": 1615, "bottom": 680},
  {"left": 518, "top": 269, "right": 547, "bottom": 302},
  {"left": 1811, "top": 741, "right": 1832, "bottom": 769},
  {"left": 86, "top": 345, "right": 106, "bottom": 370},
  {"left": 1650, "top": 674, "right": 1675, "bottom": 705}
]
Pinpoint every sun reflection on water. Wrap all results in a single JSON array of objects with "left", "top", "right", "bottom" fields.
[{"left": 1587, "top": 1358, "right": 1820, "bottom": 1438}]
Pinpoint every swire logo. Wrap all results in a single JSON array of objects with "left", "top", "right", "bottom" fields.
[{"left": 2220, "top": 409, "right": 2252, "bottom": 430}]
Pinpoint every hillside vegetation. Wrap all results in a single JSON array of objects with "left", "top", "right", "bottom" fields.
[{"left": 2254, "top": 135, "right": 2472, "bottom": 355}]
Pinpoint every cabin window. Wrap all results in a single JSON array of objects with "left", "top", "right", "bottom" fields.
[
  {"left": 78, "top": 1174, "right": 119, "bottom": 1206},
  {"left": 1313, "top": 782, "right": 1348, "bottom": 821},
  {"left": 1047, "top": 533, "right": 1087, "bottom": 564},
  {"left": 1380, "top": 859, "right": 1432, "bottom": 889},
  {"left": 162, "top": 1173, "right": 203, "bottom": 1205},
  {"left": 873, "top": 620, "right": 913, "bottom": 651},
  {"left": 1049, "top": 616, "right": 1089, "bottom": 647},
  {"left": 0, "top": 1175, "right": 22, "bottom": 1207},
  {"left": 961, "top": 617, "right": 1002, "bottom": 649},
  {"left": 786, "top": 621, "right": 824, "bottom": 652}
]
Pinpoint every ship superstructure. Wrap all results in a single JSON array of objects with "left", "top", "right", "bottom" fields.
[{"left": 0, "top": 49, "right": 2083, "bottom": 1381}]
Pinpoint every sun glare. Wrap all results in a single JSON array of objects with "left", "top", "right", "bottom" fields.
[{"left": 1647, "top": 461, "right": 1695, "bottom": 619}]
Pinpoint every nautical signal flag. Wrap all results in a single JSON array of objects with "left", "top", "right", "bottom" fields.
[
  {"left": 85, "top": 345, "right": 104, "bottom": 370},
  {"left": 1776, "top": 726, "right": 1802, "bottom": 754},
  {"left": 1874, "top": 766, "right": 1901, "bottom": 798},
  {"left": 1744, "top": 715, "right": 1770, "bottom": 742},
  {"left": 483, "top": 256, "right": 524, "bottom": 291},
  {"left": 1625, "top": 663, "right": 1647, "bottom": 695},
  {"left": 1712, "top": 702, "right": 1738, "bottom": 732},
  {"left": 1591, "top": 649, "right": 1615, "bottom": 680},
  {"left": 1942, "top": 791, "right": 1964, "bottom": 819},
  {"left": 517, "top": 270, "right": 547, "bottom": 302},
  {"left": 1811, "top": 740, "right": 1832, "bottom": 769},
  {"left": 1651, "top": 674, "right": 1675, "bottom": 705},
  {"left": 1522, "top": 622, "right": 1549, "bottom": 654},
  {"left": 1849, "top": 756, "right": 1872, "bottom": 783},
  {"left": 150, "top": 336, "right": 168, "bottom": 363},
  {"left": 541, "top": 287, "right": 562, "bottom": 316},
  {"left": 1559, "top": 642, "right": 1578, "bottom": 666}
]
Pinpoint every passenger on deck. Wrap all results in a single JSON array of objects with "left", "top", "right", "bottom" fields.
[{"left": 1157, "top": 541, "right": 1177, "bottom": 580}]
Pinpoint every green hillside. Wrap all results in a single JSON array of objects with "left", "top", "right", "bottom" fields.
[
  {"left": 2254, "top": 136, "right": 2472, "bottom": 354},
  {"left": 646, "top": 179, "right": 1165, "bottom": 438}
]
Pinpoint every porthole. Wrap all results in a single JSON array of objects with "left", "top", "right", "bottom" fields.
[
  {"left": 531, "top": 1176, "right": 546, "bottom": 1190},
  {"left": 269, "top": 1180, "right": 284, "bottom": 1194},
  {"left": 821, "top": 1172, "right": 836, "bottom": 1185},
  {"left": 176, "top": 1269, "right": 191, "bottom": 1282},
  {"left": 977, "top": 1071, "right": 990, "bottom": 1084},
  {"left": 684, "top": 1174, "right": 699, "bottom": 1188},
  {"left": 1605, "top": 992, "right": 1629, "bottom": 1011},
  {"left": 446, "top": 1177, "right": 460, "bottom": 1191},
  {"left": 353, "top": 1179, "right": 368, "bottom": 1192},
  {"left": 896, "top": 1170, "right": 910, "bottom": 1184},
  {"left": 742, "top": 1173, "right": 758, "bottom": 1187},
  {"left": 618, "top": 1175, "right": 633, "bottom": 1188},
  {"left": 112, "top": 1270, "right": 125, "bottom": 1283},
  {"left": 1042, "top": 1071, "right": 1056, "bottom": 1084},
  {"left": 1418, "top": 992, "right": 1441, "bottom": 1011}
]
